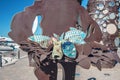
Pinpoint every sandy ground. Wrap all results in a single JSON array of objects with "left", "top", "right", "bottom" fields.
[
  {"left": 0, "top": 49, "right": 37, "bottom": 80},
  {"left": 0, "top": 57, "right": 37, "bottom": 80}
]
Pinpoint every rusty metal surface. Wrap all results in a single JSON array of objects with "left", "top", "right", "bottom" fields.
[
  {"left": 8, "top": 0, "right": 102, "bottom": 43},
  {"left": 8, "top": 0, "right": 120, "bottom": 80}
]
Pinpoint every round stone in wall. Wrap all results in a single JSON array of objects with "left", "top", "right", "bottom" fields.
[{"left": 106, "top": 23, "right": 117, "bottom": 35}]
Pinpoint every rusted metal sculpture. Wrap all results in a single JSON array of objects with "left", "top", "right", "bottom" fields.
[
  {"left": 8, "top": 0, "right": 120, "bottom": 80},
  {"left": 9, "top": 0, "right": 102, "bottom": 43}
]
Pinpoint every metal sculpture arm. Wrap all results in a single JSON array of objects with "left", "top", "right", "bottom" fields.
[{"left": 9, "top": 1, "right": 43, "bottom": 43}]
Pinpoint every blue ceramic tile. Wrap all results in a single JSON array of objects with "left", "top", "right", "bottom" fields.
[{"left": 61, "top": 41, "right": 77, "bottom": 58}]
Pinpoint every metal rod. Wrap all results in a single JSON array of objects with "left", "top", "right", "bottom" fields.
[{"left": 0, "top": 54, "right": 2, "bottom": 67}]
